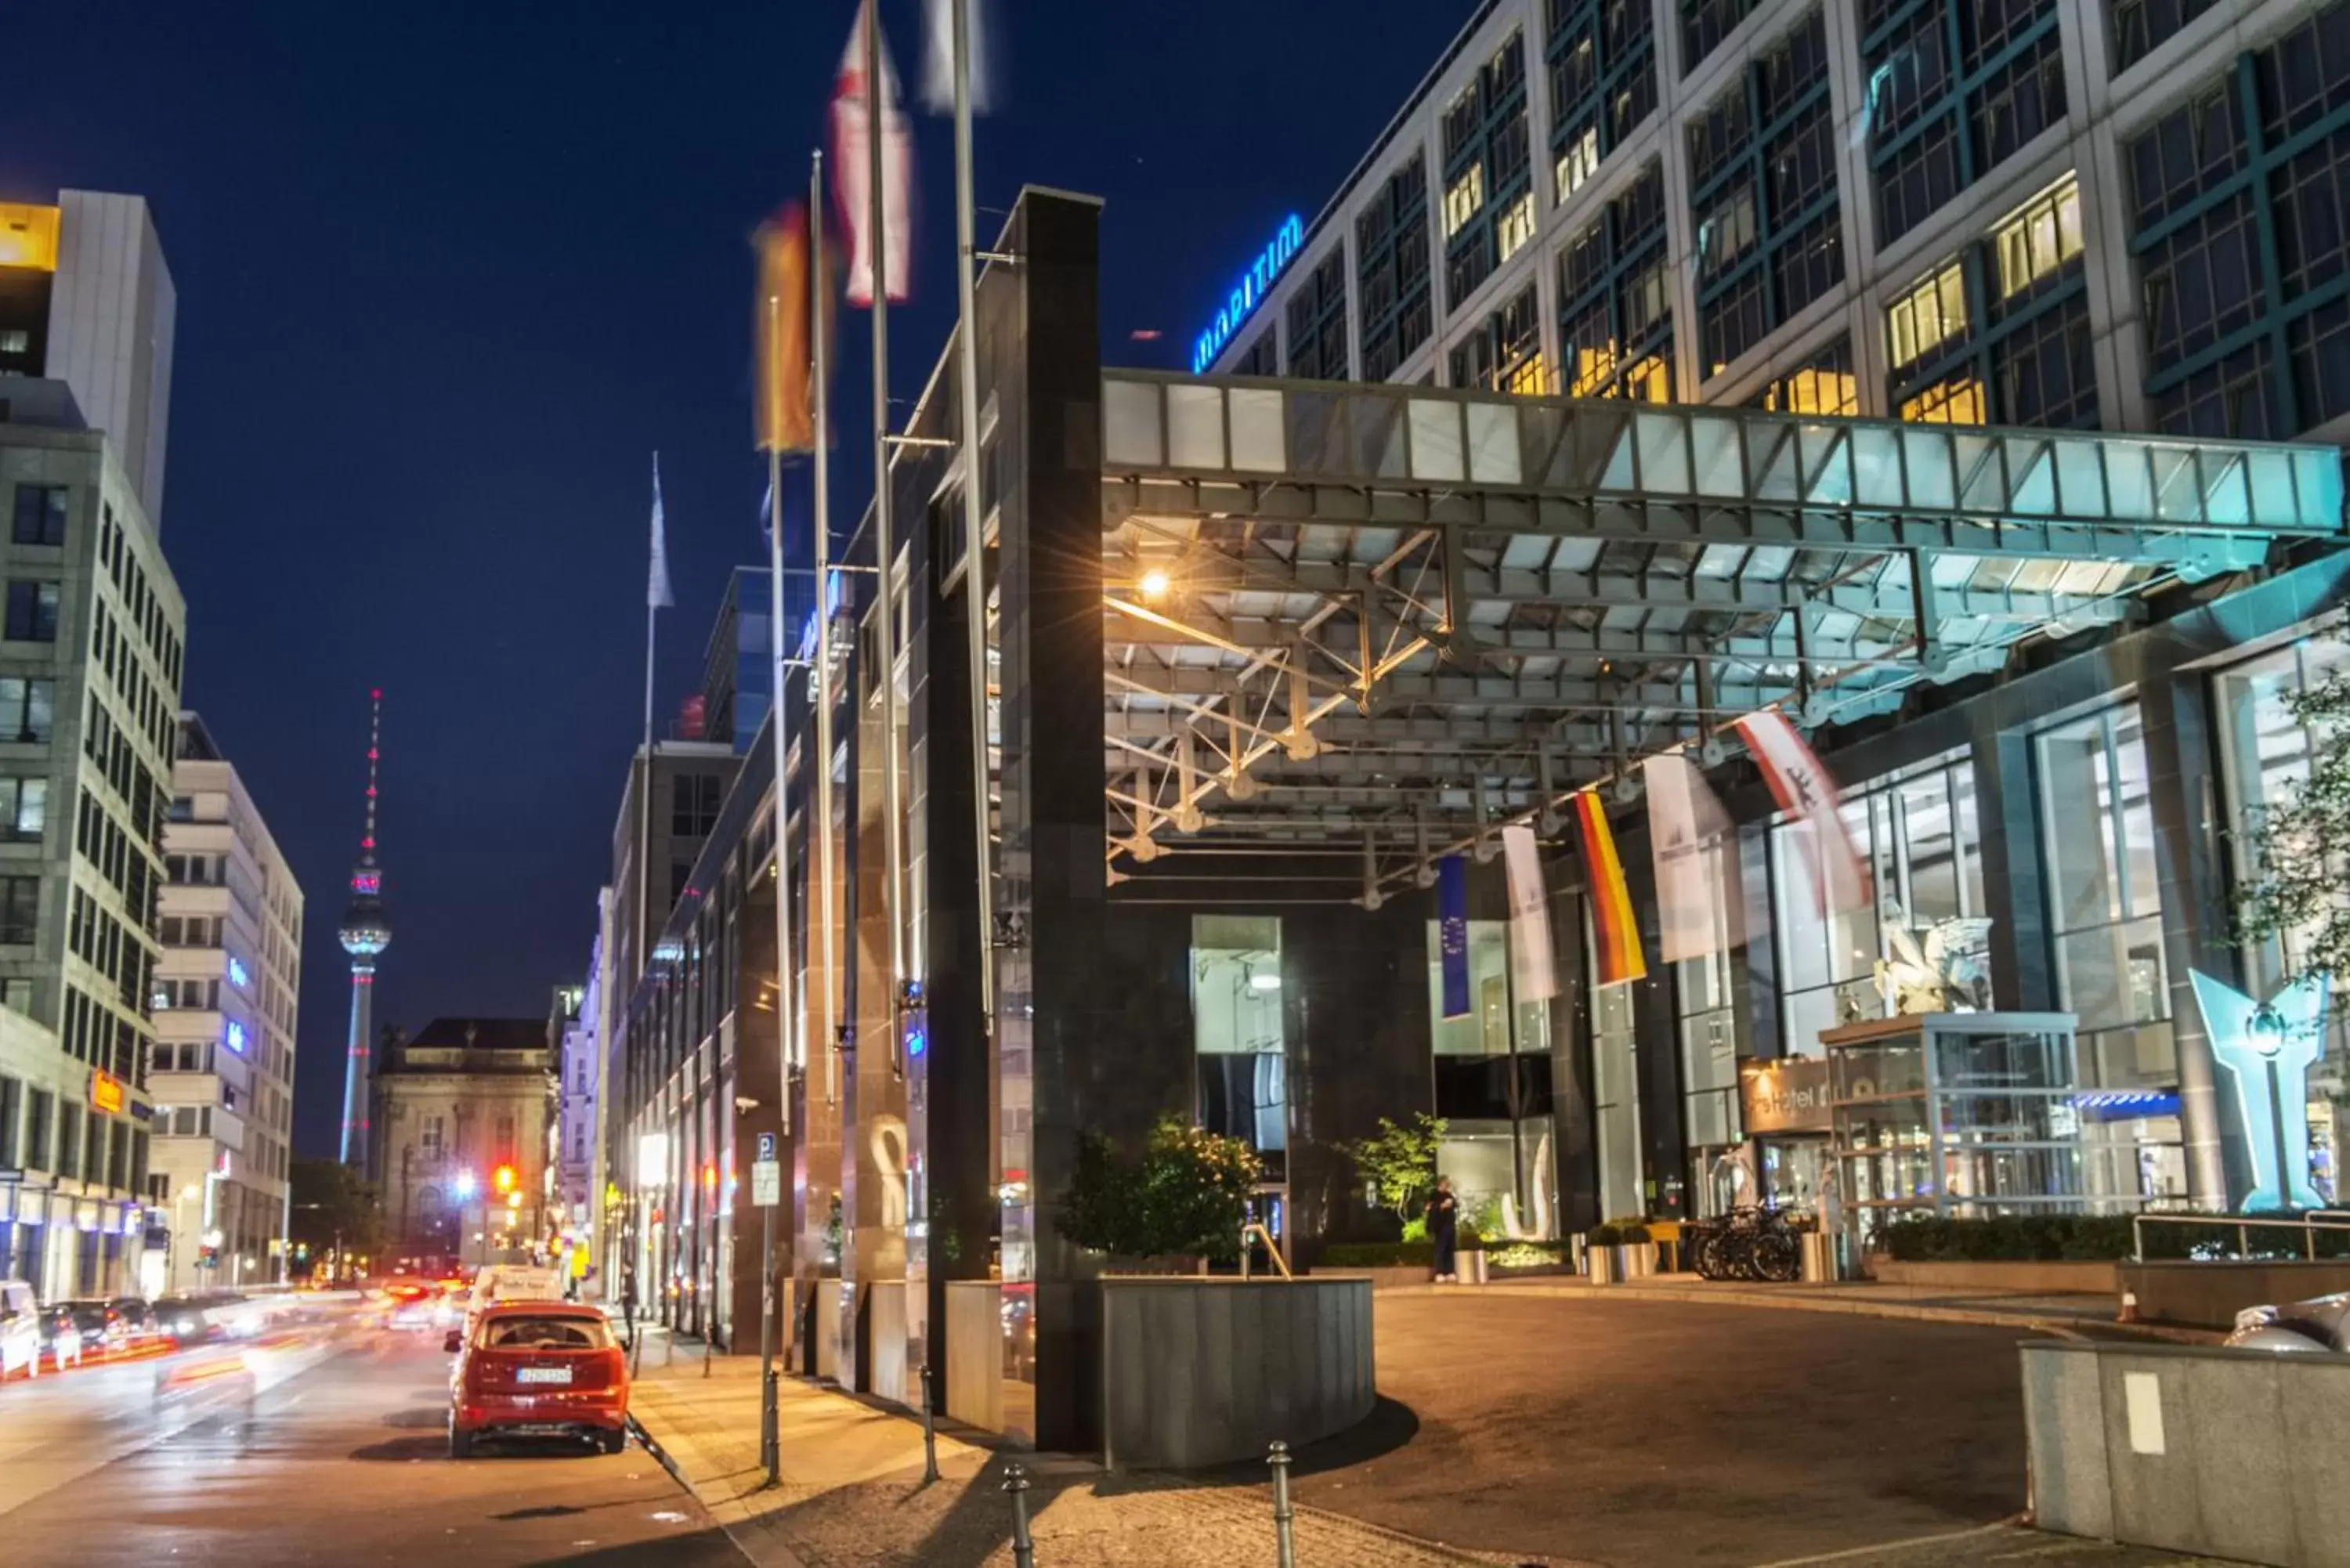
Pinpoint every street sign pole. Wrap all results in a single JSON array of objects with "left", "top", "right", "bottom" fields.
[{"left": 754, "top": 1130, "right": 781, "bottom": 1487}]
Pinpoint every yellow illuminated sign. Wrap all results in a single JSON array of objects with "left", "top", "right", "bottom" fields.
[{"left": 0, "top": 204, "right": 60, "bottom": 272}]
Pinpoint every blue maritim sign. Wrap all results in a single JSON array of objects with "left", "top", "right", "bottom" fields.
[{"left": 1192, "top": 214, "right": 1305, "bottom": 373}]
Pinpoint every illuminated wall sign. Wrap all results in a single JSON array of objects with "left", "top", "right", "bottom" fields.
[
  {"left": 224, "top": 1020, "right": 248, "bottom": 1054},
  {"left": 1192, "top": 213, "right": 1305, "bottom": 374},
  {"left": 227, "top": 956, "right": 251, "bottom": 988},
  {"left": 90, "top": 1069, "right": 125, "bottom": 1115},
  {"left": 2189, "top": 970, "right": 2330, "bottom": 1212}
]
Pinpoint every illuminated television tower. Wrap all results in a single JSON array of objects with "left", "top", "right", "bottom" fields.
[{"left": 338, "top": 689, "right": 391, "bottom": 1170}]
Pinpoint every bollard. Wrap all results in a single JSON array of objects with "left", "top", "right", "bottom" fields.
[
  {"left": 1268, "top": 1440, "right": 1296, "bottom": 1568},
  {"left": 919, "top": 1362, "right": 942, "bottom": 1483},
  {"left": 1004, "top": 1462, "right": 1037, "bottom": 1568}
]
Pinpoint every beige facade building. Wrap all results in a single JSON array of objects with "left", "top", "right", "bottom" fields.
[
  {"left": 372, "top": 1017, "right": 555, "bottom": 1269},
  {"left": 149, "top": 713, "right": 302, "bottom": 1294}
]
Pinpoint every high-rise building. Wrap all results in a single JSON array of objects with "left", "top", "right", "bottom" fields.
[
  {"left": 338, "top": 690, "right": 389, "bottom": 1171},
  {"left": 0, "top": 192, "right": 178, "bottom": 523},
  {"left": 149, "top": 714, "right": 302, "bottom": 1294},
  {"left": 1202, "top": 0, "right": 2350, "bottom": 454},
  {"left": 0, "top": 360, "right": 185, "bottom": 1301}
]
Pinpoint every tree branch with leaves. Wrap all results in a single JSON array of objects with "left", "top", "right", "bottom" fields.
[
  {"left": 2234, "top": 663, "right": 2350, "bottom": 988},
  {"left": 1341, "top": 1112, "right": 1448, "bottom": 1227}
]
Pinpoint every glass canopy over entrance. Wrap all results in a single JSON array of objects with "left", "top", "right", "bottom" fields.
[{"left": 1096, "top": 369, "right": 2346, "bottom": 897}]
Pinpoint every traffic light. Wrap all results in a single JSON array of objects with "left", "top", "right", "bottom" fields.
[{"left": 494, "top": 1164, "right": 517, "bottom": 1194}]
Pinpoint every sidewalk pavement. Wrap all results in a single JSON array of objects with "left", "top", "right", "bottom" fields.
[
  {"left": 624, "top": 1330, "right": 2244, "bottom": 1568},
  {"left": 1382, "top": 1273, "right": 2222, "bottom": 1342},
  {"left": 623, "top": 1332, "right": 1554, "bottom": 1567}
]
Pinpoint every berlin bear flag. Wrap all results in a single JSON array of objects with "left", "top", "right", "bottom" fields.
[
  {"left": 1643, "top": 751, "right": 1743, "bottom": 964},
  {"left": 831, "top": 0, "right": 913, "bottom": 307},
  {"left": 1734, "top": 710, "right": 1871, "bottom": 913}
]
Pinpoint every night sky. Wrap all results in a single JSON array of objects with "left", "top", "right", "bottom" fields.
[{"left": 0, "top": 0, "right": 1472, "bottom": 1155}]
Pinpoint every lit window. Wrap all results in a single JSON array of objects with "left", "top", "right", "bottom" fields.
[
  {"left": 1497, "top": 193, "right": 1538, "bottom": 262},
  {"left": 1886, "top": 260, "right": 1968, "bottom": 370},
  {"left": 1444, "top": 165, "right": 1486, "bottom": 237},
  {"left": 1899, "top": 374, "right": 1987, "bottom": 425},
  {"left": 1555, "top": 126, "right": 1601, "bottom": 207},
  {"left": 0, "top": 330, "right": 27, "bottom": 356},
  {"left": 1993, "top": 172, "right": 2084, "bottom": 299},
  {"left": 1505, "top": 352, "right": 1549, "bottom": 396}
]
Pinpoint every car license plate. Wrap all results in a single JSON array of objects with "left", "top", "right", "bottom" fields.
[{"left": 517, "top": 1366, "right": 573, "bottom": 1386}]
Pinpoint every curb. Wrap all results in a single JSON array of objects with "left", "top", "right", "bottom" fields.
[{"left": 1377, "top": 1281, "right": 2222, "bottom": 1342}]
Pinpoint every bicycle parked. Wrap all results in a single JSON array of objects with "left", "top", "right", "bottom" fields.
[{"left": 1685, "top": 1205, "right": 1807, "bottom": 1282}]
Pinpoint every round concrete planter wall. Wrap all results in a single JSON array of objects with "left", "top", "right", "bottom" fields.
[{"left": 1098, "top": 1277, "right": 1376, "bottom": 1470}]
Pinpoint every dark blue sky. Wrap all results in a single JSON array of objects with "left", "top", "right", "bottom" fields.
[{"left": 0, "top": 0, "right": 1473, "bottom": 1154}]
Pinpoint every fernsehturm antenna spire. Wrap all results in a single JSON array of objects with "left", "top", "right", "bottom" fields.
[{"left": 338, "top": 689, "right": 391, "bottom": 1170}]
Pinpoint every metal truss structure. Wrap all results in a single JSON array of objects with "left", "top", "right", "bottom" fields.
[{"left": 1096, "top": 370, "right": 2346, "bottom": 899}]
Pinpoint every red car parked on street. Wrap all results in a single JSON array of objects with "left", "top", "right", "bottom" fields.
[{"left": 445, "top": 1301, "right": 629, "bottom": 1458}]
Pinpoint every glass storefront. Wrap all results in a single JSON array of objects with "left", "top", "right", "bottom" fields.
[
  {"left": 1191, "top": 914, "right": 1289, "bottom": 1175},
  {"left": 1425, "top": 918, "right": 1557, "bottom": 1237},
  {"left": 1774, "top": 753, "right": 1987, "bottom": 1055},
  {"left": 1829, "top": 1014, "right": 2086, "bottom": 1237},
  {"left": 2032, "top": 705, "right": 2186, "bottom": 1203},
  {"left": 1591, "top": 964, "right": 1643, "bottom": 1223},
  {"left": 2214, "top": 630, "right": 2350, "bottom": 1205}
]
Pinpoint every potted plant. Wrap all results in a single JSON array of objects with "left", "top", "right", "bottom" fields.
[
  {"left": 1585, "top": 1216, "right": 1654, "bottom": 1283},
  {"left": 1057, "top": 1115, "right": 1262, "bottom": 1272}
]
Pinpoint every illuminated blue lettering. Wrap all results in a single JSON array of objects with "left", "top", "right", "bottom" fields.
[{"left": 1191, "top": 212, "right": 1307, "bottom": 373}]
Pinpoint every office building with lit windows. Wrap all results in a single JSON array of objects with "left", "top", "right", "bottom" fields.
[
  {"left": 0, "top": 380, "right": 185, "bottom": 1301},
  {"left": 1191, "top": 0, "right": 2350, "bottom": 1227},
  {"left": 147, "top": 714, "right": 303, "bottom": 1295}
]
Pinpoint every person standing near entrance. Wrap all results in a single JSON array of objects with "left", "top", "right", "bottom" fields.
[{"left": 1428, "top": 1176, "right": 1460, "bottom": 1283}]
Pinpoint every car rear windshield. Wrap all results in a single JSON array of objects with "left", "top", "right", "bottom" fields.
[{"left": 482, "top": 1315, "right": 613, "bottom": 1350}]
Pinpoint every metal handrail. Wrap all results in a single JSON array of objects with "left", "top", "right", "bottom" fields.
[
  {"left": 1237, "top": 1222, "right": 1292, "bottom": 1280},
  {"left": 2131, "top": 1209, "right": 2350, "bottom": 1261}
]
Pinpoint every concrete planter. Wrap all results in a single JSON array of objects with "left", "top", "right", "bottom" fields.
[
  {"left": 2023, "top": 1339, "right": 2350, "bottom": 1565},
  {"left": 1099, "top": 1277, "right": 1376, "bottom": 1470},
  {"left": 2120, "top": 1260, "right": 2350, "bottom": 1331},
  {"left": 1589, "top": 1241, "right": 1655, "bottom": 1281},
  {"left": 1875, "top": 1259, "right": 2122, "bottom": 1294},
  {"left": 943, "top": 1280, "right": 1003, "bottom": 1431}
]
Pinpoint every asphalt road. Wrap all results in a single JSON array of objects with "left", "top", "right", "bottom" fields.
[
  {"left": 1289, "top": 1293, "right": 2048, "bottom": 1568},
  {"left": 0, "top": 1326, "right": 741, "bottom": 1568}
]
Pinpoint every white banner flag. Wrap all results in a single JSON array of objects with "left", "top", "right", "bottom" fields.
[
  {"left": 1644, "top": 752, "right": 1744, "bottom": 963},
  {"left": 1734, "top": 710, "right": 1871, "bottom": 914},
  {"left": 1501, "top": 824, "right": 1558, "bottom": 1002},
  {"left": 831, "top": 2, "right": 913, "bottom": 306},
  {"left": 920, "top": 0, "right": 995, "bottom": 114}
]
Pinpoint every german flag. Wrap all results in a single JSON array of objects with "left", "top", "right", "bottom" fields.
[{"left": 1575, "top": 789, "right": 1647, "bottom": 987}]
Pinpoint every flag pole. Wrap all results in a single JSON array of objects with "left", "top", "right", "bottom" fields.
[
  {"left": 812, "top": 149, "right": 841, "bottom": 1109},
  {"left": 639, "top": 453, "right": 660, "bottom": 993},
  {"left": 864, "top": 0, "right": 909, "bottom": 1051},
  {"left": 765, "top": 297, "right": 797, "bottom": 1137},
  {"left": 951, "top": 0, "right": 995, "bottom": 1038}
]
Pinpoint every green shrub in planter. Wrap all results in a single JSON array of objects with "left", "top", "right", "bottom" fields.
[
  {"left": 1487, "top": 1241, "right": 1567, "bottom": 1270},
  {"left": 1874, "top": 1213, "right": 2137, "bottom": 1263},
  {"left": 1589, "top": 1216, "right": 1653, "bottom": 1246}
]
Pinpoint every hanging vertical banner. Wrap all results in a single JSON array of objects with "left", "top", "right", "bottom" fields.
[
  {"left": 754, "top": 204, "right": 816, "bottom": 455},
  {"left": 1644, "top": 751, "right": 1744, "bottom": 963},
  {"left": 1438, "top": 854, "right": 1470, "bottom": 1020},
  {"left": 830, "top": 0, "right": 913, "bottom": 306},
  {"left": 1734, "top": 710, "right": 1871, "bottom": 913},
  {"left": 1501, "top": 824, "right": 1561, "bottom": 1001},
  {"left": 1571, "top": 793, "right": 1647, "bottom": 987}
]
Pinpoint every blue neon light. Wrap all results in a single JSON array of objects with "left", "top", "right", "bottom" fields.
[
  {"left": 2189, "top": 970, "right": 2330, "bottom": 1212},
  {"left": 226, "top": 956, "right": 250, "bottom": 989},
  {"left": 1192, "top": 214, "right": 1305, "bottom": 374},
  {"left": 224, "top": 1020, "right": 248, "bottom": 1055},
  {"left": 906, "top": 1027, "right": 927, "bottom": 1060}
]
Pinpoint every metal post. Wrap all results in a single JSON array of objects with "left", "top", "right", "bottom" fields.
[
  {"left": 951, "top": 0, "right": 996, "bottom": 1042},
  {"left": 810, "top": 150, "right": 841, "bottom": 1110},
  {"left": 760, "top": 1202, "right": 779, "bottom": 1485},
  {"left": 1268, "top": 1440, "right": 1296, "bottom": 1568},
  {"left": 863, "top": 0, "right": 908, "bottom": 1013},
  {"left": 919, "top": 1360, "right": 941, "bottom": 1483},
  {"left": 1004, "top": 1462, "right": 1036, "bottom": 1568}
]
